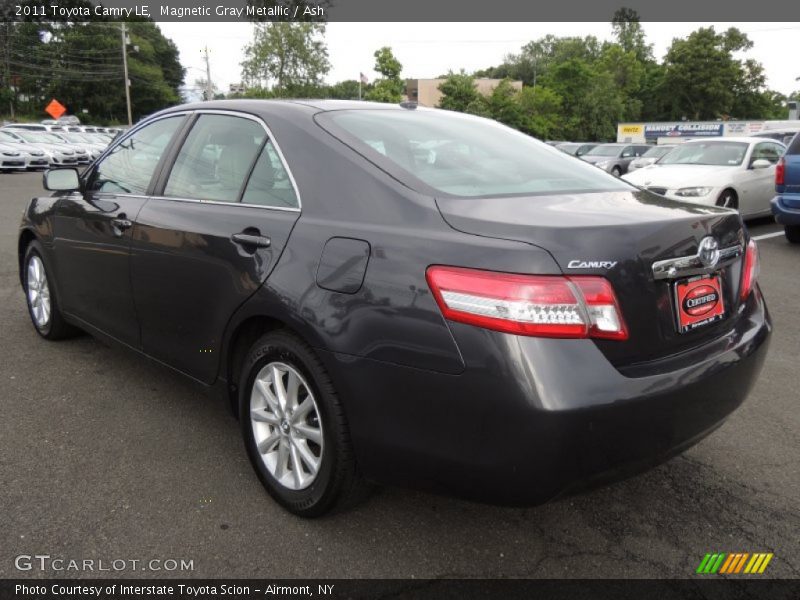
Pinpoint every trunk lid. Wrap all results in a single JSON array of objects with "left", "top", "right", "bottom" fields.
[{"left": 436, "top": 189, "right": 746, "bottom": 367}]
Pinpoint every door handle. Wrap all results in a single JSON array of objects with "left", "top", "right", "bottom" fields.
[{"left": 231, "top": 233, "right": 271, "bottom": 248}]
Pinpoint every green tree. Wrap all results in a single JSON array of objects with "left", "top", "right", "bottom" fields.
[
  {"left": 662, "top": 27, "right": 754, "bottom": 120},
  {"left": 611, "top": 8, "right": 653, "bottom": 63},
  {"left": 438, "top": 71, "right": 479, "bottom": 111},
  {"left": 517, "top": 86, "right": 562, "bottom": 139},
  {"left": 365, "top": 47, "right": 404, "bottom": 103},
  {"left": 241, "top": 23, "right": 330, "bottom": 95}
]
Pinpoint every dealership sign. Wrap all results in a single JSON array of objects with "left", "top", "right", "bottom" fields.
[{"left": 644, "top": 123, "right": 724, "bottom": 139}]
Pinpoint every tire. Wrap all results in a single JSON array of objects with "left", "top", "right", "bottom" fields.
[
  {"left": 239, "top": 330, "right": 370, "bottom": 517},
  {"left": 22, "top": 241, "right": 79, "bottom": 340},
  {"left": 611, "top": 167, "right": 622, "bottom": 177},
  {"left": 716, "top": 189, "right": 739, "bottom": 210},
  {"left": 785, "top": 225, "right": 800, "bottom": 244}
]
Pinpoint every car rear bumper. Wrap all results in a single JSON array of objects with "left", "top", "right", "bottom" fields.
[
  {"left": 320, "top": 286, "right": 771, "bottom": 504},
  {"left": 772, "top": 194, "right": 800, "bottom": 225}
]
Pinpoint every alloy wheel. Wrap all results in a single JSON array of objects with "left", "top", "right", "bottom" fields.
[
  {"left": 250, "top": 362, "right": 323, "bottom": 490},
  {"left": 27, "top": 255, "right": 51, "bottom": 328}
]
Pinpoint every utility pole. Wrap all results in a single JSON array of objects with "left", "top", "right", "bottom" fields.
[
  {"left": 120, "top": 23, "right": 132, "bottom": 126},
  {"left": 4, "top": 23, "right": 13, "bottom": 120},
  {"left": 202, "top": 46, "right": 213, "bottom": 101}
]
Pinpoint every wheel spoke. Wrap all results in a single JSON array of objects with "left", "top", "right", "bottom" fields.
[
  {"left": 257, "top": 430, "right": 281, "bottom": 454},
  {"left": 250, "top": 408, "right": 280, "bottom": 425},
  {"left": 293, "top": 438, "right": 319, "bottom": 475},
  {"left": 255, "top": 379, "right": 281, "bottom": 415},
  {"left": 285, "top": 370, "right": 300, "bottom": 411},
  {"left": 271, "top": 365, "right": 288, "bottom": 410},
  {"left": 294, "top": 423, "right": 322, "bottom": 445},
  {"left": 274, "top": 439, "right": 289, "bottom": 480},
  {"left": 291, "top": 398, "right": 313, "bottom": 424},
  {"left": 289, "top": 442, "right": 303, "bottom": 488}
]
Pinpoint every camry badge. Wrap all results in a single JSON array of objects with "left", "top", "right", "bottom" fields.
[
  {"left": 698, "top": 236, "right": 720, "bottom": 268},
  {"left": 567, "top": 260, "right": 618, "bottom": 269}
]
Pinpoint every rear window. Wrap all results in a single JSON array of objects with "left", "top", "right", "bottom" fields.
[
  {"left": 321, "top": 110, "right": 629, "bottom": 198},
  {"left": 787, "top": 133, "right": 800, "bottom": 155}
]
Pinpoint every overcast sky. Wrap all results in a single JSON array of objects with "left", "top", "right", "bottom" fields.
[{"left": 157, "top": 22, "right": 800, "bottom": 99}]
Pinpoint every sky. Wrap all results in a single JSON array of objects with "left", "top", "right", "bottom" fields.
[{"left": 156, "top": 22, "right": 800, "bottom": 99}]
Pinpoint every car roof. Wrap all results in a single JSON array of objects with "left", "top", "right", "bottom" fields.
[
  {"left": 155, "top": 99, "right": 413, "bottom": 121},
  {"left": 683, "top": 136, "right": 782, "bottom": 144}
]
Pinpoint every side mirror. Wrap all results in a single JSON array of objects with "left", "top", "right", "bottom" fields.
[
  {"left": 750, "top": 159, "right": 773, "bottom": 170},
  {"left": 43, "top": 168, "right": 80, "bottom": 191}
]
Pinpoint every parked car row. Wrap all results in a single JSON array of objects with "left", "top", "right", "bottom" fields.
[
  {"left": 553, "top": 137, "right": 793, "bottom": 222},
  {"left": 0, "top": 124, "right": 116, "bottom": 171}
]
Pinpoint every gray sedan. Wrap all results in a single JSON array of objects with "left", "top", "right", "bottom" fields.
[{"left": 581, "top": 143, "right": 652, "bottom": 176}]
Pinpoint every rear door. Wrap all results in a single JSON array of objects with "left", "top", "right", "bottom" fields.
[
  {"left": 53, "top": 114, "right": 186, "bottom": 346},
  {"left": 130, "top": 111, "right": 301, "bottom": 383}
]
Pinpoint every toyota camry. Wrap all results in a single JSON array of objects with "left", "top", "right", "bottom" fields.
[{"left": 18, "top": 100, "right": 771, "bottom": 516}]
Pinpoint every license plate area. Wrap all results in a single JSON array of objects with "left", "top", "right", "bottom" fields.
[{"left": 674, "top": 274, "right": 725, "bottom": 333}]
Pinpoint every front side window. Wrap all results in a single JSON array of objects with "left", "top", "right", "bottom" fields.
[
  {"left": 322, "top": 110, "right": 629, "bottom": 197},
  {"left": 90, "top": 116, "right": 183, "bottom": 194},
  {"left": 164, "top": 114, "right": 266, "bottom": 202},
  {"left": 751, "top": 142, "right": 784, "bottom": 165}
]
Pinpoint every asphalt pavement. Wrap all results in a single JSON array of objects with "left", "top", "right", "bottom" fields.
[{"left": 1, "top": 171, "right": 797, "bottom": 579}]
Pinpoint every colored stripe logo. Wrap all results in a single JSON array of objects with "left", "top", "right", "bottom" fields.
[{"left": 696, "top": 553, "right": 773, "bottom": 574}]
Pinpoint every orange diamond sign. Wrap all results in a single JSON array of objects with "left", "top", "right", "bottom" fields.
[{"left": 45, "top": 98, "right": 67, "bottom": 120}]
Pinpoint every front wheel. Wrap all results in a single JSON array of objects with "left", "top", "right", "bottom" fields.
[
  {"left": 716, "top": 189, "right": 738, "bottom": 210},
  {"left": 611, "top": 166, "right": 622, "bottom": 177},
  {"left": 23, "top": 241, "right": 78, "bottom": 340},
  {"left": 239, "top": 330, "right": 370, "bottom": 517},
  {"left": 785, "top": 225, "right": 800, "bottom": 244}
]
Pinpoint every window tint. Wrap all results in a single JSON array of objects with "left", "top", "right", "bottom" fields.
[
  {"left": 241, "top": 141, "right": 299, "bottom": 208},
  {"left": 325, "top": 110, "right": 628, "bottom": 197},
  {"left": 164, "top": 114, "right": 266, "bottom": 202},
  {"left": 90, "top": 116, "right": 183, "bottom": 194}
]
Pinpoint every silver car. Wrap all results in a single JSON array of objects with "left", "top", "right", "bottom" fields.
[
  {"left": 627, "top": 145, "right": 677, "bottom": 172},
  {"left": 0, "top": 142, "right": 29, "bottom": 171}
]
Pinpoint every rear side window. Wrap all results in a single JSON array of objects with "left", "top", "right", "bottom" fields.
[
  {"left": 322, "top": 110, "right": 628, "bottom": 198},
  {"left": 241, "top": 141, "right": 299, "bottom": 208},
  {"left": 90, "top": 116, "right": 183, "bottom": 194},
  {"left": 164, "top": 114, "right": 266, "bottom": 202}
]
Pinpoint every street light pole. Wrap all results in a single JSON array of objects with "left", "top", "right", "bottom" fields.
[
  {"left": 120, "top": 23, "right": 132, "bottom": 126},
  {"left": 203, "top": 46, "right": 213, "bottom": 101}
]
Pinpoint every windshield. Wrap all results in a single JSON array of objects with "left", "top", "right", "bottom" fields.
[
  {"left": 642, "top": 146, "right": 674, "bottom": 159},
  {"left": 323, "top": 110, "right": 629, "bottom": 197},
  {"left": 659, "top": 142, "right": 748, "bottom": 166},
  {"left": 0, "top": 131, "right": 20, "bottom": 143},
  {"left": 584, "top": 145, "right": 623, "bottom": 157}
]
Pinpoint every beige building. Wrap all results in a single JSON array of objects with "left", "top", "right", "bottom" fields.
[{"left": 405, "top": 78, "right": 523, "bottom": 108}]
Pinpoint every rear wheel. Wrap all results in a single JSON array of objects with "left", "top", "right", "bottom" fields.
[
  {"left": 716, "top": 189, "right": 738, "bottom": 210},
  {"left": 785, "top": 225, "right": 800, "bottom": 244},
  {"left": 23, "top": 241, "right": 78, "bottom": 340},
  {"left": 239, "top": 330, "right": 370, "bottom": 517}
]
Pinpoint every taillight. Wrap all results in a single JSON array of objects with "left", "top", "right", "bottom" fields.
[
  {"left": 775, "top": 157, "right": 785, "bottom": 186},
  {"left": 740, "top": 239, "right": 759, "bottom": 301},
  {"left": 425, "top": 266, "right": 628, "bottom": 340}
]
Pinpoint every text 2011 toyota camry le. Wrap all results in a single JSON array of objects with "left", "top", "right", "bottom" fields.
[{"left": 19, "top": 100, "right": 770, "bottom": 516}]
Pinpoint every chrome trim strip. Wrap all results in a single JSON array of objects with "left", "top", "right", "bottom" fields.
[
  {"left": 652, "top": 243, "right": 743, "bottom": 280},
  {"left": 147, "top": 194, "right": 301, "bottom": 213}
]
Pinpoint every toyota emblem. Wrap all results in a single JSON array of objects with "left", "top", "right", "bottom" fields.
[{"left": 698, "top": 236, "right": 720, "bottom": 268}]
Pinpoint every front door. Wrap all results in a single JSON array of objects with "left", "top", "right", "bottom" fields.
[
  {"left": 53, "top": 115, "right": 186, "bottom": 347},
  {"left": 130, "top": 112, "right": 301, "bottom": 383}
]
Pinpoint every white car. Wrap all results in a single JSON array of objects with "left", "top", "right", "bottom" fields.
[{"left": 622, "top": 137, "right": 785, "bottom": 218}]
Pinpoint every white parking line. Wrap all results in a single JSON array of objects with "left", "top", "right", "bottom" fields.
[{"left": 752, "top": 231, "right": 785, "bottom": 241}]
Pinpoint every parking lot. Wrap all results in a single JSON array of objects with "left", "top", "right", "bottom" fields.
[{"left": 0, "top": 170, "right": 797, "bottom": 579}]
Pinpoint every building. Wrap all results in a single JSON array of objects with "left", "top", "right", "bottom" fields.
[{"left": 405, "top": 78, "right": 523, "bottom": 108}]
